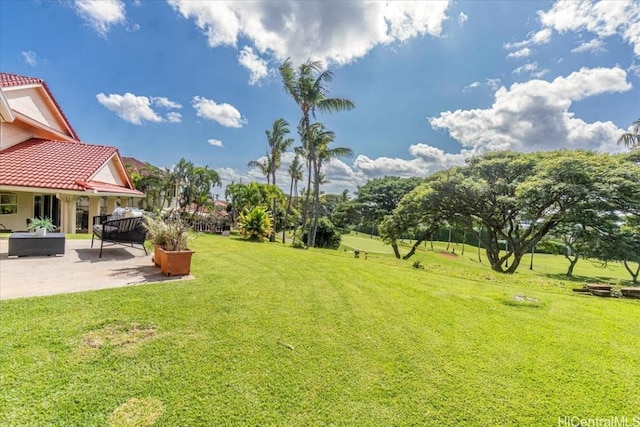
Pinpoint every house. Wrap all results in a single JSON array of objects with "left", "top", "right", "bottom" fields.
[{"left": 0, "top": 72, "right": 144, "bottom": 234}]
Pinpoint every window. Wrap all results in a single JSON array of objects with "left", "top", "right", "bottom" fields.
[{"left": 0, "top": 193, "right": 17, "bottom": 215}]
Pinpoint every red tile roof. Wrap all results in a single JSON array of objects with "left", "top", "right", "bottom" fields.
[
  {"left": 0, "top": 138, "right": 141, "bottom": 195},
  {"left": 0, "top": 72, "right": 80, "bottom": 140}
]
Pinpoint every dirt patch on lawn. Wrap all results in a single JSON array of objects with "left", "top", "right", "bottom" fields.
[
  {"left": 438, "top": 252, "right": 459, "bottom": 260},
  {"left": 74, "top": 321, "right": 157, "bottom": 361},
  {"left": 108, "top": 397, "right": 165, "bottom": 427}
]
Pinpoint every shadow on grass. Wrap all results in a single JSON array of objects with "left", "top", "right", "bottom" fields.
[{"left": 544, "top": 272, "right": 637, "bottom": 286}]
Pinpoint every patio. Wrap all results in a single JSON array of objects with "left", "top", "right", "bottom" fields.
[{"left": 0, "top": 238, "right": 193, "bottom": 300}]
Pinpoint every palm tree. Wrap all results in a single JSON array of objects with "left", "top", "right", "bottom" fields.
[
  {"left": 283, "top": 155, "right": 303, "bottom": 243},
  {"left": 265, "top": 118, "right": 294, "bottom": 186},
  {"left": 618, "top": 118, "right": 640, "bottom": 147},
  {"left": 247, "top": 157, "right": 271, "bottom": 184},
  {"left": 310, "top": 124, "right": 353, "bottom": 244},
  {"left": 279, "top": 59, "right": 355, "bottom": 246}
]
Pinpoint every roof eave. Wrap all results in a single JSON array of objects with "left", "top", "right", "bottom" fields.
[
  {"left": 0, "top": 88, "right": 15, "bottom": 122},
  {"left": 0, "top": 184, "right": 145, "bottom": 198}
]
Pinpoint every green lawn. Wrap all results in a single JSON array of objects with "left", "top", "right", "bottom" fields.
[
  {"left": 342, "top": 233, "right": 636, "bottom": 284},
  {"left": 1, "top": 234, "right": 639, "bottom": 426}
]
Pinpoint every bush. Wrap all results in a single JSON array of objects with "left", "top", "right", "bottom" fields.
[
  {"left": 303, "top": 217, "right": 341, "bottom": 249},
  {"left": 238, "top": 206, "right": 273, "bottom": 241}
]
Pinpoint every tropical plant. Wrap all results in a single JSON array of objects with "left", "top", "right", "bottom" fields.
[
  {"left": 27, "top": 217, "right": 56, "bottom": 232},
  {"left": 301, "top": 216, "right": 341, "bottom": 249},
  {"left": 238, "top": 206, "right": 274, "bottom": 241},
  {"left": 172, "top": 159, "right": 221, "bottom": 215},
  {"left": 618, "top": 118, "right": 640, "bottom": 148},
  {"left": 279, "top": 59, "right": 355, "bottom": 247},
  {"left": 143, "top": 215, "right": 169, "bottom": 248},
  {"left": 163, "top": 219, "right": 195, "bottom": 251}
]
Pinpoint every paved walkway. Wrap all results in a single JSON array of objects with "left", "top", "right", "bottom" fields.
[{"left": 0, "top": 238, "right": 192, "bottom": 300}]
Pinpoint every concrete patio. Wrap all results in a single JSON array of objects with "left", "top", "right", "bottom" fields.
[{"left": 0, "top": 238, "right": 193, "bottom": 300}]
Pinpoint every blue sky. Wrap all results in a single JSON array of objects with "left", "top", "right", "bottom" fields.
[{"left": 1, "top": 0, "right": 638, "bottom": 194}]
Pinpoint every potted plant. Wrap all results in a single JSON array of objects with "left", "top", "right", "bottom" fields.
[
  {"left": 143, "top": 215, "right": 169, "bottom": 267},
  {"left": 27, "top": 217, "right": 56, "bottom": 236},
  {"left": 144, "top": 215, "right": 195, "bottom": 276}
]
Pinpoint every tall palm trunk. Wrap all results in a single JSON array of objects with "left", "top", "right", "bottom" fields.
[
  {"left": 283, "top": 176, "right": 294, "bottom": 244},
  {"left": 301, "top": 157, "right": 313, "bottom": 245},
  {"left": 309, "top": 154, "right": 321, "bottom": 247}
]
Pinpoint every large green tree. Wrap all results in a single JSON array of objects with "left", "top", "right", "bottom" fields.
[
  {"left": 381, "top": 150, "right": 640, "bottom": 273},
  {"left": 279, "top": 59, "right": 354, "bottom": 247},
  {"left": 585, "top": 215, "right": 640, "bottom": 283},
  {"left": 344, "top": 176, "right": 424, "bottom": 232}
]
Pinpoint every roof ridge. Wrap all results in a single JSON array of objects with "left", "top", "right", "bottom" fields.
[{"left": 0, "top": 71, "right": 80, "bottom": 140}]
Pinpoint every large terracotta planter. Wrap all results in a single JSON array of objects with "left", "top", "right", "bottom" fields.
[
  {"left": 153, "top": 245, "right": 164, "bottom": 267},
  {"left": 158, "top": 247, "right": 194, "bottom": 276}
]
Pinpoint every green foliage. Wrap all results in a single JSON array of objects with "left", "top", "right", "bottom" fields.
[
  {"left": 173, "top": 158, "right": 221, "bottom": 214},
  {"left": 350, "top": 176, "right": 425, "bottom": 228},
  {"left": 381, "top": 150, "right": 640, "bottom": 273},
  {"left": 302, "top": 217, "right": 341, "bottom": 249},
  {"left": 143, "top": 215, "right": 194, "bottom": 251},
  {"left": 27, "top": 217, "right": 56, "bottom": 232},
  {"left": 238, "top": 206, "right": 274, "bottom": 241}
]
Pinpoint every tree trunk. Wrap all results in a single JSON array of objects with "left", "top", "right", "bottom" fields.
[
  {"left": 402, "top": 228, "right": 436, "bottom": 260},
  {"left": 301, "top": 163, "right": 312, "bottom": 246},
  {"left": 446, "top": 227, "right": 452, "bottom": 251},
  {"left": 309, "top": 156, "right": 320, "bottom": 247},
  {"left": 282, "top": 178, "right": 294, "bottom": 244},
  {"left": 623, "top": 260, "right": 640, "bottom": 284},
  {"left": 505, "top": 253, "right": 523, "bottom": 274},
  {"left": 391, "top": 242, "right": 401, "bottom": 259},
  {"left": 565, "top": 254, "right": 579, "bottom": 277},
  {"left": 461, "top": 230, "right": 466, "bottom": 256}
]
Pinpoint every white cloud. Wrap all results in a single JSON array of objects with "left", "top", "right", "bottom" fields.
[
  {"left": 208, "top": 138, "right": 224, "bottom": 147},
  {"left": 507, "top": 0, "right": 640, "bottom": 57},
  {"left": 73, "top": 0, "right": 126, "bottom": 37},
  {"left": 168, "top": 1, "right": 451, "bottom": 66},
  {"left": 20, "top": 51, "right": 38, "bottom": 66},
  {"left": 237, "top": 46, "right": 270, "bottom": 85},
  {"left": 152, "top": 97, "right": 182, "bottom": 109},
  {"left": 570, "top": 38, "right": 607, "bottom": 54},
  {"left": 429, "top": 67, "right": 632, "bottom": 154},
  {"left": 507, "top": 47, "right": 531, "bottom": 58},
  {"left": 504, "top": 28, "right": 552, "bottom": 50},
  {"left": 629, "top": 62, "right": 640, "bottom": 77},
  {"left": 463, "top": 81, "right": 480, "bottom": 92},
  {"left": 458, "top": 12, "right": 468, "bottom": 25},
  {"left": 166, "top": 112, "right": 182, "bottom": 123},
  {"left": 96, "top": 92, "right": 182, "bottom": 125},
  {"left": 486, "top": 78, "right": 502, "bottom": 91},
  {"left": 513, "top": 62, "right": 549, "bottom": 77},
  {"left": 192, "top": 96, "right": 247, "bottom": 128}
]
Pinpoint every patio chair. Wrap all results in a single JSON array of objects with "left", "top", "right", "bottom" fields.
[{"left": 91, "top": 209, "right": 148, "bottom": 258}]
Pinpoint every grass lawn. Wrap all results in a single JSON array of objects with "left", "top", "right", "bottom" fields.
[{"left": 1, "top": 234, "right": 639, "bottom": 426}]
